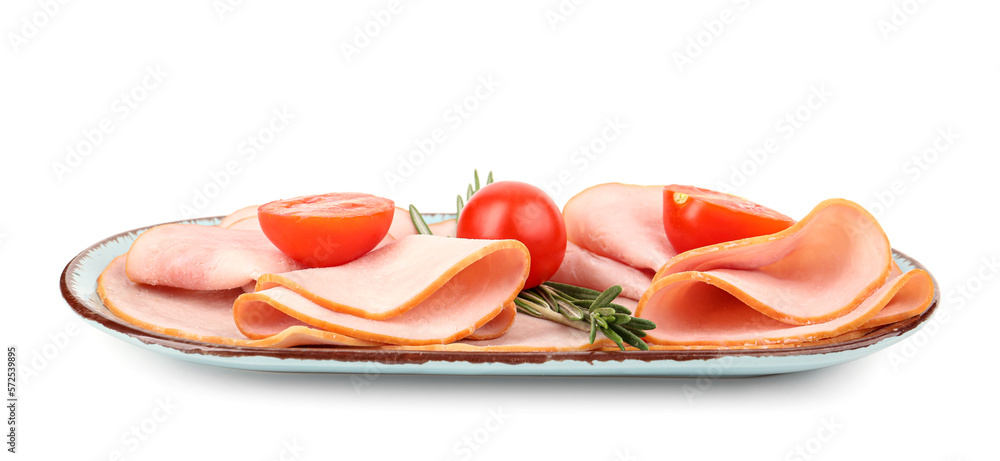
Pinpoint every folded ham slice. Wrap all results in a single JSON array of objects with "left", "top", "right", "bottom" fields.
[
  {"left": 465, "top": 304, "right": 516, "bottom": 340},
  {"left": 218, "top": 204, "right": 259, "bottom": 228},
  {"left": 378, "top": 314, "right": 604, "bottom": 352},
  {"left": 549, "top": 242, "right": 653, "bottom": 300},
  {"left": 233, "top": 235, "right": 530, "bottom": 345},
  {"left": 636, "top": 199, "right": 936, "bottom": 346},
  {"left": 99, "top": 255, "right": 377, "bottom": 347},
  {"left": 225, "top": 216, "right": 262, "bottom": 231},
  {"left": 386, "top": 207, "right": 417, "bottom": 239},
  {"left": 126, "top": 224, "right": 304, "bottom": 291},
  {"left": 563, "top": 183, "right": 677, "bottom": 272}
]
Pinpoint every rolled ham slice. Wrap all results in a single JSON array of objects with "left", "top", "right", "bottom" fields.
[
  {"left": 125, "top": 224, "right": 304, "bottom": 291},
  {"left": 636, "top": 199, "right": 936, "bottom": 346},
  {"left": 233, "top": 235, "right": 530, "bottom": 345}
]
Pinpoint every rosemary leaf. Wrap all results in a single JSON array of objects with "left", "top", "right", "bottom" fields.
[
  {"left": 626, "top": 328, "right": 648, "bottom": 338},
  {"left": 408, "top": 205, "right": 434, "bottom": 235},
  {"left": 474, "top": 169, "right": 481, "bottom": 191},
  {"left": 610, "top": 324, "right": 649, "bottom": 351},
  {"left": 513, "top": 298, "right": 543, "bottom": 317},
  {"left": 554, "top": 299, "right": 584, "bottom": 320},
  {"left": 456, "top": 195, "right": 464, "bottom": 220},
  {"left": 611, "top": 314, "right": 633, "bottom": 325},
  {"left": 603, "top": 327, "right": 625, "bottom": 351},
  {"left": 589, "top": 316, "right": 598, "bottom": 343},
  {"left": 592, "top": 307, "right": 616, "bottom": 318},
  {"left": 591, "top": 285, "right": 623, "bottom": 310},
  {"left": 487, "top": 171, "right": 494, "bottom": 185},
  {"left": 623, "top": 317, "right": 657, "bottom": 330},
  {"left": 544, "top": 282, "right": 601, "bottom": 300}
]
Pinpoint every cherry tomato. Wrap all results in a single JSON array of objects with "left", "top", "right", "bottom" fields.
[
  {"left": 663, "top": 185, "right": 796, "bottom": 253},
  {"left": 257, "top": 192, "right": 395, "bottom": 267},
  {"left": 457, "top": 181, "right": 567, "bottom": 289}
]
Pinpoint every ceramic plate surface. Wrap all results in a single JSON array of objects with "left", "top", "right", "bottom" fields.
[{"left": 61, "top": 216, "right": 939, "bottom": 377}]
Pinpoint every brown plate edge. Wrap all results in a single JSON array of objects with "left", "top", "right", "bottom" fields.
[{"left": 59, "top": 218, "right": 941, "bottom": 366}]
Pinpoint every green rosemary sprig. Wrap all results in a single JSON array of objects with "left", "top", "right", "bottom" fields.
[
  {"left": 456, "top": 169, "right": 493, "bottom": 220},
  {"left": 515, "top": 282, "right": 655, "bottom": 351},
  {"left": 411, "top": 169, "right": 495, "bottom": 234}
]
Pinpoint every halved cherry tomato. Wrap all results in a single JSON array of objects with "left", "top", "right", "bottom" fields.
[
  {"left": 257, "top": 192, "right": 395, "bottom": 267},
  {"left": 457, "top": 181, "right": 566, "bottom": 289},
  {"left": 663, "top": 185, "right": 796, "bottom": 253}
]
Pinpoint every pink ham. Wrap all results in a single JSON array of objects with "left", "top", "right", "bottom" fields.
[
  {"left": 218, "top": 205, "right": 259, "bottom": 228},
  {"left": 550, "top": 241, "right": 654, "bottom": 300},
  {"left": 429, "top": 219, "right": 458, "bottom": 237},
  {"left": 465, "top": 304, "right": 516, "bottom": 340},
  {"left": 386, "top": 207, "right": 418, "bottom": 239},
  {"left": 98, "top": 255, "right": 377, "bottom": 347},
  {"left": 379, "top": 314, "right": 603, "bottom": 352},
  {"left": 636, "top": 199, "right": 936, "bottom": 346},
  {"left": 386, "top": 207, "right": 458, "bottom": 238},
  {"left": 233, "top": 235, "right": 530, "bottom": 345},
  {"left": 226, "top": 216, "right": 262, "bottom": 231},
  {"left": 563, "top": 183, "right": 677, "bottom": 272},
  {"left": 125, "top": 224, "right": 303, "bottom": 291},
  {"left": 859, "top": 263, "right": 933, "bottom": 329}
]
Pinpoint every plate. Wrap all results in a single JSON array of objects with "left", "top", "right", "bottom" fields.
[{"left": 60, "top": 216, "right": 940, "bottom": 377}]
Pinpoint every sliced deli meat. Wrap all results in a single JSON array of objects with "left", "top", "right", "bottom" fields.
[
  {"left": 429, "top": 219, "right": 458, "bottom": 238},
  {"left": 218, "top": 204, "right": 260, "bottom": 228},
  {"left": 125, "top": 224, "right": 304, "bottom": 291},
  {"left": 636, "top": 199, "right": 936, "bottom": 346},
  {"left": 233, "top": 235, "right": 530, "bottom": 345},
  {"left": 226, "top": 216, "right": 263, "bottom": 231},
  {"left": 549, "top": 242, "right": 653, "bottom": 301},
  {"left": 379, "top": 314, "right": 604, "bottom": 352},
  {"left": 563, "top": 183, "right": 678, "bottom": 273},
  {"left": 99, "top": 255, "right": 376, "bottom": 347},
  {"left": 465, "top": 304, "right": 516, "bottom": 340}
]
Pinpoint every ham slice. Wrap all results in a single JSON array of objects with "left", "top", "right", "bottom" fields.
[
  {"left": 98, "top": 255, "right": 376, "bottom": 347},
  {"left": 386, "top": 207, "right": 418, "bottom": 239},
  {"left": 550, "top": 242, "right": 654, "bottom": 300},
  {"left": 379, "top": 314, "right": 604, "bottom": 352},
  {"left": 465, "top": 304, "right": 516, "bottom": 340},
  {"left": 125, "top": 224, "right": 304, "bottom": 291},
  {"left": 386, "top": 207, "right": 458, "bottom": 238},
  {"left": 563, "top": 183, "right": 677, "bottom": 272},
  {"left": 429, "top": 219, "right": 458, "bottom": 237},
  {"left": 636, "top": 199, "right": 936, "bottom": 346},
  {"left": 226, "top": 216, "right": 262, "bottom": 231},
  {"left": 233, "top": 235, "right": 530, "bottom": 345},
  {"left": 218, "top": 205, "right": 259, "bottom": 228}
]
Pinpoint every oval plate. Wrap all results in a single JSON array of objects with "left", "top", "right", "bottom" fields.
[{"left": 60, "top": 216, "right": 940, "bottom": 377}]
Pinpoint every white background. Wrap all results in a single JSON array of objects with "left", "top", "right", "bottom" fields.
[{"left": 2, "top": 0, "right": 998, "bottom": 459}]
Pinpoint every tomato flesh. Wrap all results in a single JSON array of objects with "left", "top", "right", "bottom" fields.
[
  {"left": 663, "top": 185, "right": 795, "bottom": 253},
  {"left": 257, "top": 192, "right": 395, "bottom": 267},
  {"left": 456, "top": 181, "right": 567, "bottom": 289}
]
